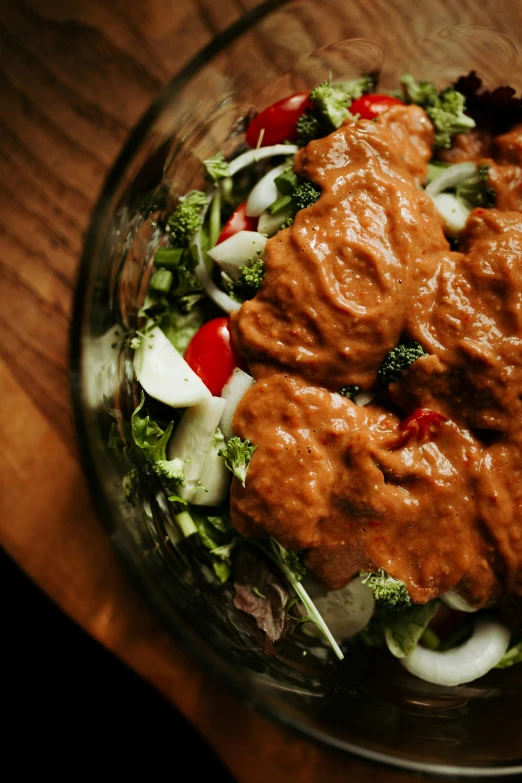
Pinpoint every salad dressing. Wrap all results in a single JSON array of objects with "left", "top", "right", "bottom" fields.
[{"left": 230, "top": 105, "right": 522, "bottom": 607}]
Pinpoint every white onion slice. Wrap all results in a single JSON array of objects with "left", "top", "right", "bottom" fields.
[
  {"left": 401, "top": 618, "right": 510, "bottom": 686},
  {"left": 306, "top": 577, "right": 375, "bottom": 642},
  {"left": 167, "top": 396, "right": 225, "bottom": 487},
  {"left": 194, "top": 210, "right": 240, "bottom": 313},
  {"left": 219, "top": 368, "right": 255, "bottom": 438},
  {"left": 246, "top": 163, "right": 287, "bottom": 217},
  {"left": 425, "top": 162, "right": 477, "bottom": 198},
  {"left": 207, "top": 230, "right": 267, "bottom": 280},
  {"left": 258, "top": 207, "right": 293, "bottom": 237},
  {"left": 432, "top": 193, "right": 470, "bottom": 235},
  {"left": 227, "top": 144, "right": 298, "bottom": 177},
  {"left": 354, "top": 390, "right": 375, "bottom": 406},
  {"left": 441, "top": 590, "right": 478, "bottom": 613},
  {"left": 134, "top": 326, "right": 210, "bottom": 407}
]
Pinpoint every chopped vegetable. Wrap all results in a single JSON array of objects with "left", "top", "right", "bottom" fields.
[
  {"left": 217, "top": 201, "right": 258, "bottom": 244},
  {"left": 208, "top": 230, "right": 267, "bottom": 280},
  {"left": 159, "top": 301, "right": 205, "bottom": 356},
  {"left": 432, "top": 192, "right": 471, "bottom": 235},
  {"left": 219, "top": 436, "right": 256, "bottom": 486},
  {"left": 203, "top": 152, "right": 230, "bottom": 183},
  {"left": 401, "top": 618, "right": 510, "bottom": 686},
  {"left": 192, "top": 511, "right": 236, "bottom": 582},
  {"left": 167, "top": 190, "right": 208, "bottom": 246},
  {"left": 309, "top": 77, "right": 373, "bottom": 129},
  {"left": 349, "top": 93, "right": 404, "bottom": 120},
  {"left": 227, "top": 144, "right": 299, "bottom": 177},
  {"left": 258, "top": 538, "right": 344, "bottom": 660},
  {"left": 246, "top": 163, "right": 287, "bottom": 217},
  {"left": 338, "top": 385, "right": 360, "bottom": 400},
  {"left": 184, "top": 317, "right": 244, "bottom": 397},
  {"left": 425, "top": 161, "right": 476, "bottom": 198},
  {"left": 399, "top": 75, "right": 475, "bottom": 149},
  {"left": 134, "top": 326, "right": 211, "bottom": 408},
  {"left": 384, "top": 601, "right": 440, "bottom": 658},
  {"left": 360, "top": 568, "right": 411, "bottom": 611},
  {"left": 457, "top": 163, "right": 496, "bottom": 208},
  {"left": 307, "top": 577, "right": 375, "bottom": 642},
  {"left": 191, "top": 427, "right": 231, "bottom": 507},
  {"left": 165, "top": 397, "right": 229, "bottom": 506},
  {"left": 268, "top": 169, "right": 321, "bottom": 217},
  {"left": 153, "top": 458, "right": 186, "bottom": 485},
  {"left": 495, "top": 641, "right": 522, "bottom": 669},
  {"left": 245, "top": 92, "right": 312, "bottom": 147},
  {"left": 131, "top": 391, "right": 173, "bottom": 463},
  {"left": 219, "top": 368, "right": 255, "bottom": 439},
  {"left": 233, "top": 544, "right": 294, "bottom": 648},
  {"left": 234, "top": 258, "right": 265, "bottom": 299},
  {"left": 395, "top": 409, "right": 449, "bottom": 448},
  {"left": 293, "top": 181, "right": 321, "bottom": 210},
  {"left": 378, "top": 340, "right": 427, "bottom": 384},
  {"left": 149, "top": 268, "right": 173, "bottom": 294},
  {"left": 296, "top": 111, "right": 322, "bottom": 144},
  {"left": 152, "top": 245, "right": 201, "bottom": 299}
]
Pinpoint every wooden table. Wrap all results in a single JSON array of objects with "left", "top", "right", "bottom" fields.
[{"left": 0, "top": 3, "right": 446, "bottom": 780}]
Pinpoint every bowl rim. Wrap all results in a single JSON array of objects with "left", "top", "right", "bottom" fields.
[{"left": 69, "top": 1, "right": 522, "bottom": 776}]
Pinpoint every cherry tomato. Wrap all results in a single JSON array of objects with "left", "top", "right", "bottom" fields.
[
  {"left": 184, "top": 317, "right": 244, "bottom": 396},
  {"left": 393, "top": 408, "right": 448, "bottom": 449},
  {"left": 217, "top": 201, "right": 258, "bottom": 245},
  {"left": 246, "top": 92, "right": 313, "bottom": 148},
  {"left": 350, "top": 94, "right": 404, "bottom": 121}
]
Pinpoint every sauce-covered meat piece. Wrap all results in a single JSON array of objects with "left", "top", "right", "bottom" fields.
[
  {"left": 232, "top": 106, "right": 446, "bottom": 390},
  {"left": 229, "top": 105, "right": 522, "bottom": 608},
  {"left": 231, "top": 374, "right": 497, "bottom": 605}
]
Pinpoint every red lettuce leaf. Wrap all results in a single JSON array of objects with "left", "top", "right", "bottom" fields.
[
  {"left": 453, "top": 71, "right": 522, "bottom": 134},
  {"left": 233, "top": 545, "right": 294, "bottom": 652}
]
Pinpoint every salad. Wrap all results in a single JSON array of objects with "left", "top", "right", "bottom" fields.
[{"left": 112, "top": 73, "right": 522, "bottom": 686}]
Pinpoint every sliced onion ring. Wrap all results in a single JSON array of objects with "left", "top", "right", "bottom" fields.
[
  {"left": 425, "top": 161, "right": 476, "bottom": 198},
  {"left": 227, "top": 144, "right": 298, "bottom": 177},
  {"left": 441, "top": 590, "right": 478, "bottom": 613},
  {"left": 246, "top": 163, "right": 287, "bottom": 217},
  {"left": 194, "top": 194, "right": 240, "bottom": 314},
  {"left": 401, "top": 618, "right": 510, "bottom": 686}
]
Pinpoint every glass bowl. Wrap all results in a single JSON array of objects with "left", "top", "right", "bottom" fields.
[{"left": 70, "top": 0, "right": 522, "bottom": 776}]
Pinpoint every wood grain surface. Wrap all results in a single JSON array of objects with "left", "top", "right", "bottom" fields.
[{"left": 0, "top": 2, "right": 468, "bottom": 781}]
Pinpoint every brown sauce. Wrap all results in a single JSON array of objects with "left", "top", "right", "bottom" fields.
[{"left": 229, "top": 106, "right": 522, "bottom": 608}]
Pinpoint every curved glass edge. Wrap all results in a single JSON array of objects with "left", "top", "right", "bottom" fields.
[{"left": 69, "top": 0, "right": 522, "bottom": 777}]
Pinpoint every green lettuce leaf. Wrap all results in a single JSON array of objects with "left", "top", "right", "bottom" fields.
[
  {"left": 384, "top": 601, "right": 440, "bottom": 659},
  {"left": 131, "top": 392, "right": 173, "bottom": 463},
  {"left": 495, "top": 640, "right": 522, "bottom": 669}
]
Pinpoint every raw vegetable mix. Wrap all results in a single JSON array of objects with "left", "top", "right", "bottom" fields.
[{"left": 108, "top": 72, "right": 522, "bottom": 685}]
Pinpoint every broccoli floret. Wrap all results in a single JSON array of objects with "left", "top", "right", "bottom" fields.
[
  {"left": 457, "top": 163, "right": 496, "bottom": 208},
  {"left": 296, "top": 111, "right": 323, "bottom": 144},
  {"left": 400, "top": 74, "right": 439, "bottom": 107},
  {"left": 310, "top": 76, "right": 373, "bottom": 129},
  {"left": 293, "top": 181, "right": 321, "bottom": 210},
  {"left": 360, "top": 568, "right": 411, "bottom": 611},
  {"left": 219, "top": 436, "right": 257, "bottom": 486},
  {"left": 153, "top": 458, "right": 186, "bottom": 486},
  {"left": 378, "top": 340, "right": 427, "bottom": 384},
  {"left": 268, "top": 168, "right": 321, "bottom": 219},
  {"left": 399, "top": 75, "right": 475, "bottom": 150},
  {"left": 203, "top": 152, "right": 230, "bottom": 183},
  {"left": 283, "top": 549, "right": 306, "bottom": 581},
  {"left": 167, "top": 190, "right": 208, "bottom": 246},
  {"left": 235, "top": 258, "right": 265, "bottom": 299},
  {"left": 338, "top": 385, "right": 360, "bottom": 400}
]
